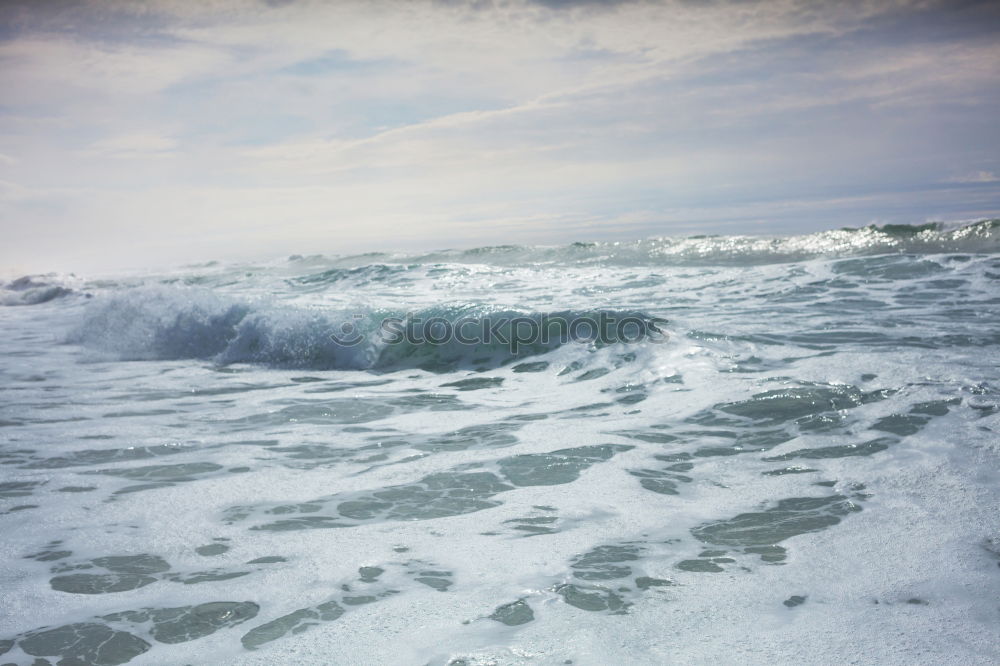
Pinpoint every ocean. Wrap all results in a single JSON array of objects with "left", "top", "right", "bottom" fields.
[{"left": 1, "top": 221, "right": 999, "bottom": 664}]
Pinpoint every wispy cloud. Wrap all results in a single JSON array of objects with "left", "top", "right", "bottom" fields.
[
  {"left": 88, "top": 133, "right": 178, "bottom": 158},
  {"left": 947, "top": 170, "right": 999, "bottom": 184}
]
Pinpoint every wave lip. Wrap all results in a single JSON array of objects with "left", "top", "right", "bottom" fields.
[{"left": 69, "top": 287, "right": 666, "bottom": 372}]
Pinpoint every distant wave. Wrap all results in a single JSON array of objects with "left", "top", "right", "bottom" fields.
[
  {"left": 68, "top": 287, "right": 666, "bottom": 372},
  {"left": 287, "top": 220, "right": 1000, "bottom": 270},
  {"left": 1, "top": 275, "right": 77, "bottom": 306}
]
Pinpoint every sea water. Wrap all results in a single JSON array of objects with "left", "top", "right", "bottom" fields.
[{"left": 1, "top": 222, "right": 999, "bottom": 664}]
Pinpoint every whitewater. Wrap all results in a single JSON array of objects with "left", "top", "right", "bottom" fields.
[{"left": 1, "top": 221, "right": 999, "bottom": 665}]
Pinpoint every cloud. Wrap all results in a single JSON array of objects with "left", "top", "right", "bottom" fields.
[
  {"left": 947, "top": 171, "right": 1000, "bottom": 184},
  {"left": 88, "top": 133, "right": 178, "bottom": 157},
  {"left": 0, "top": 35, "right": 232, "bottom": 105}
]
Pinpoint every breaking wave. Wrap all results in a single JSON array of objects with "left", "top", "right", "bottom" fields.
[{"left": 68, "top": 287, "right": 666, "bottom": 372}]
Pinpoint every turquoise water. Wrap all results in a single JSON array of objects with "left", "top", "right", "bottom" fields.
[{"left": 1, "top": 222, "right": 999, "bottom": 664}]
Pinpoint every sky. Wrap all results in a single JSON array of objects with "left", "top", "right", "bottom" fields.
[{"left": 1, "top": 0, "right": 999, "bottom": 273}]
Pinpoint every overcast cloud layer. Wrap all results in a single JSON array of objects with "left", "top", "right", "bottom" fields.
[{"left": 1, "top": 0, "right": 999, "bottom": 273}]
